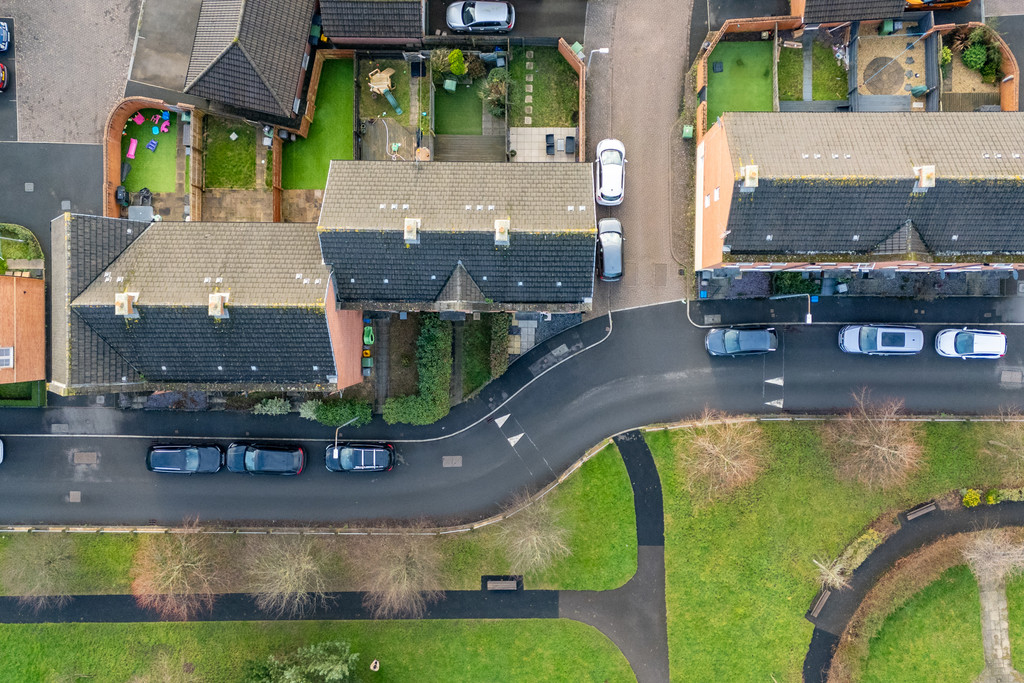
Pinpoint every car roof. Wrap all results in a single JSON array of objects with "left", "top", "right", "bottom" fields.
[
  {"left": 962, "top": 329, "right": 1005, "bottom": 353},
  {"left": 469, "top": 1, "right": 510, "bottom": 20}
]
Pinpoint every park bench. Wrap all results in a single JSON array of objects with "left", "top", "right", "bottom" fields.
[
  {"left": 486, "top": 580, "right": 518, "bottom": 591},
  {"left": 906, "top": 502, "right": 937, "bottom": 521},
  {"left": 810, "top": 589, "right": 831, "bottom": 618}
]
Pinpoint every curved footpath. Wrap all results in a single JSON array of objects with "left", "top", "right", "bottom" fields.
[
  {"left": 0, "top": 431, "right": 668, "bottom": 683},
  {"left": 803, "top": 501, "right": 1024, "bottom": 682}
]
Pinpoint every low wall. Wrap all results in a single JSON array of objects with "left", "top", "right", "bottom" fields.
[{"left": 557, "top": 38, "right": 586, "bottom": 158}]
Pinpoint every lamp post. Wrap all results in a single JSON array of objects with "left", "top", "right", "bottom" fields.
[
  {"left": 587, "top": 47, "right": 609, "bottom": 69},
  {"left": 769, "top": 293, "right": 813, "bottom": 324}
]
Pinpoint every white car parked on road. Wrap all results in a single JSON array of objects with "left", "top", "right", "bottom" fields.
[
  {"left": 935, "top": 328, "right": 1006, "bottom": 359},
  {"left": 595, "top": 138, "right": 625, "bottom": 206}
]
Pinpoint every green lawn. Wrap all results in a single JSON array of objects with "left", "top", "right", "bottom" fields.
[
  {"left": 358, "top": 58, "right": 411, "bottom": 125},
  {"left": 0, "top": 382, "right": 33, "bottom": 400},
  {"left": 706, "top": 41, "right": 774, "bottom": 124},
  {"left": 0, "top": 619, "right": 635, "bottom": 682},
  {"left": 778, "top": 46, "right": 803, "bottom": 101},
  {"left": 0, "top": 223, "right": 43, "bottom": 261},
  {"left": 812, "top": 40, "right": 849, "bottom": 101},
  {"left": 508, "top": 47, "right": 579, "bottom": 127},
  {"left": 443, "top": 442, "right": 637, "bottom": 591},
  {"left": 462, "top": 316, "right": 492, "bottom": 397},
  {"left": 434, "top": 79, "right": 484, "bottom": 135},
  {"left": 203, "top": 116, "right": 256, "bottom": 189},
  {"left": 283, "top": 58, "right": 356, "bottom": 190},
  {"left": 120, "top": 108, "right": 178, "bottom": 193},
  {"left": 860, "top": 564, "right": 986, "bottom": 681},
  {"left": 649, "top": 421, "right": 1014, "bottom": 681}
]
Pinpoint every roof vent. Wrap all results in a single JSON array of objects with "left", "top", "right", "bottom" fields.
[
  {"left": 495, "top": 219, "right": 510, "bottom": 246},
  {"left": 209, "top": 292, "right": 229, "bottom": 319},
  {"left": 740, "top": 165, "right": 758, "bottom": 193},
  {"left": 114, "top": 292, "right": 139, "bottom": 319},
  {"left": 404, "top": 218, "right": 420, "bottom": 244},
  {"left": 913, "top": 165, "right": 936, "bottom": 193}
]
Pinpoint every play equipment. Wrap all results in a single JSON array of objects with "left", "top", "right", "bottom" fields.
[
  {"left": 381, "top": 88, "right": 402, "bottom": 115},
  {"left": 363, "top": 325, "right": 374, "bottom": 345},
  {"left": 161, "top": 110, "right": 170, "bottom": 121},
  {"left": 150, "top": 114, "right": 160, "bottom": 124},
  {"left": 160, "top": 120, "right": 170, "bottom": 133},
  {"left": 368, "top": 68, "right": 403, "bottom": 115},
  {"left": 146, "top": 139, "right": 158, "bottom": 152},
  {"left": 126, "top": 138, "right": 138, "bottom": 159},
  {"left": 132, "top": 113, "right": 145, "bottom": 125},
  {"left": 151, "top": 126, "right": 159, "bottom": 135}
]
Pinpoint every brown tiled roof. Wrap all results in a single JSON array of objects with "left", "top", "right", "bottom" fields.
[{"left": 722, "top": 112, "right": 1024, "bottom": 179}]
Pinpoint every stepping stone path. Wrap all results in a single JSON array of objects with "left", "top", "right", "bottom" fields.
[{"left": 524, "top": 52, "right": 534, "bottom": 125}]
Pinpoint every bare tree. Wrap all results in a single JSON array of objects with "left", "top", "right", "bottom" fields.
[
  {"left": 963, "top": 529, "right": 1024, "bottom": 582},
  {"left": 495, "top": 491, "right": 571, "bottom": 574},
  {"left": 245, "top": 535, "right": 332, "bottom": 617},
  {"left": 348, "top": 524, "right": 444, "bottom": 619},
  {"left": 824, "top": 389, "right": 922, "bottom": 489},
  {"left": 0, "top": 532, "right": 75, "bottom": 611},
  {"left": 131, "top": 518, "right": 221, "bottom": 620},
  {"left": 963, "top": 530, "right": 1024, "bottom": 682},
  {"left": 681, "top": 408, "right": 764, "bottom": 501}
]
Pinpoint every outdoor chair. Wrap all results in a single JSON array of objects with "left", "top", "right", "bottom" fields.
[
  {"left": 132, "top": 113, "right": 145, "bottom": 125},
  {"left": 150, "top": 114, "right": 160, "bottom": 124},
  {"left": 546, "top": 133, "right": 555, "bottom": 155},
  {"left": 146, "top": 139, "right": 158, "bottom": 152}
]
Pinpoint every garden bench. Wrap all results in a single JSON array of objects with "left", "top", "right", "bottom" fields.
[
  {"left": 810, "top": 589, "right": 831, "bottom": 618},
  {"left": 906, "top": 502, "right": 937, "bottom": 521},
  {"left": 486, "top": 580, "right": 518, "bottom": 591}
]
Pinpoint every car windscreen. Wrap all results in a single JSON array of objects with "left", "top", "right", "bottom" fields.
[
  {"left": 600, "top": 149, "right": 623, "bottom": 166},
  {"left": 463, "top": 5, "right": 476, "bottom": 23},
  {"left": 859, "top": 327, "right": 878, "bottom": 351},
  {"left": 723, "top": 330, "right": 741, "bottom": 354},
  {"left": 954, "top": 332, "right": 975, "bottom": 354}
]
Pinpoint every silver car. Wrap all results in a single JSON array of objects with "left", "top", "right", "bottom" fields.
[
  {"left": 839, "top": 325, "right": 924, "bottom": 355},
  {"left": 446, "top": 2, "right": 515, "bottom": 33},
  {"left": 597, "top": 218, "right": 623, "bottom": 282}
]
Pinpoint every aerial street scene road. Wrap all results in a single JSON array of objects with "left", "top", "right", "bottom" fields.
[{"left": 4, "top": 0, "right": 1024, "bottom": 680}]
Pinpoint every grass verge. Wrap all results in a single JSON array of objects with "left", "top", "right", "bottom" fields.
[
  {"left": 706, "top": 41, "right": 774, "bottom": 124},
  {"left": 283, "top": 58, "right": 355, "bottom": 190},
  {"left": 203, "top": 116, "right": 256, "bottom": 189},
  {"left": 120, "top": 108, "right": 177, "bottom": 193},
  {"left": 434, "top": 79, "right": 484, "bottom": 135},
  {"left": 0, "top": 223, "right": 43, "bottom": 261},
  {"left": 508, "top": 46, "right": 579, "bottom": 126},
  {"left": 778, "top": 46, "right": 803, "bottom": 100},
  {"left": 0, "top": 619, "right": 635, "bottom": 682},
  {"left": 462, "top": 316, "right": 492, "bottom": 397},
  {"left": 649, "top": 420, "right": 1012, "bottom": 680},
  {"left": 812, "top": 40, "right": 848, "bottom": 100}
]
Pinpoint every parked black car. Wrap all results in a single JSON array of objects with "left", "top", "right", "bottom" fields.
[
  {"left": 705, "top": 327, "right": 778, "bottom": 357},
  {"left": 146, "top": 445, "right": 225, "bottom": 474},
  {"left": 326, "top": 442, "right": 395, "bottom": 472},
  {"left": 227, "top": 443, "right": 305, "bottom": 475}
]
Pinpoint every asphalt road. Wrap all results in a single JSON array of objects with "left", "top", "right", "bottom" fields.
[
  {"left": 5, "top": 299, "right": 1024, "bottom": 527},
  {"left": 0, "top": 17, "right": 16, "bottom": 141},
  {"left": 427, "top": 0, "right": 587, "bottom": 41}
]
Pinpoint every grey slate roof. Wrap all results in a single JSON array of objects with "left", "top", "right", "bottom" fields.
[
  {"left": 184, "top": 0, "right": 315, "bottom": 118},
  {"left": 719, "top": 112, "right": 1024, "bottom": 257},
  {"left": 318, "top": 161, "right": 596, "bottom": 306},
  {"left": 320, "top": 0, "right": 422, "bottom": 38},
  {"left": 802, "top": 0, "right": 905, "bottom": 22}
]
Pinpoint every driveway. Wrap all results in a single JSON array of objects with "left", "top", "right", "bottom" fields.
[
  {"left": 426, "top": 0, "right": 588, "bottom": 41},
  {"left": 0, "top": 16, "right": 17, "bottom": 141},
  {"left": 585, "top": 0, "right": 691, "bottom": 315},
  {"left": 127, "top": 0, "right": 203, "bottom": 93}
]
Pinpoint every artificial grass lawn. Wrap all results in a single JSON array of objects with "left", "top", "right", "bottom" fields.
[
  {"left": 357, "top": 58, "right": 411, "bottom": 125},
  {"left": 812, "top": 40, "right": 849, "bottom": 101},
  {"left": 462, "top": 316, "right": 492, "bottom": 396},
  {"left": 649, "top": 421, "right": 1012, "bottom": 680},
  {"left": 442, "top": 442, "right": 637, "bottom": 591},
  {"left": 778, "top": 46, "right": 803, "bottom": 101},
  {"left": 203, "top": 116, "right": 256, "bottom": 189},
  {"left": 0, "top": 223, "right": 43, "bottom": 261},
  {"left": 0, "top": 619, "right": 635, "bottom": 682},
  {"left": 120, "top": 108, "right": 178, "bottom": 193},
  {"left": 860, "top": 564, "right": 986, "bottom": 682},
  {"left": 508, "top": 46, "right": 579, "bottom": 127},
  {"left": 0, "top": 382, "right": 33, "bottom": 400},
  {"left": 705, "top": 41, "right": 774, "bottom": 124},
  {"left": 283, "top": 58, "right": 356, "bottom": 190},
  {"left": 434, "top": 79, "right": 484, "bottom": 135}
]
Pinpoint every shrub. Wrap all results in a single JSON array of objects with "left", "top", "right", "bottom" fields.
[
  {"left": 383, "top": 313, "right": 452, "bottom": 425},
  {"left": 962, "top": 43, "right": 988, "bottom": 71},
  {"left": 681, "top": 408, "right": 765, "bottom": 502},
  {"left": 770, "top": 271, "right": 821, "bottom": 296},
  {"left": 315, "top": 398, "right": 372, "bottom": 427},
  {"left": 980, "top": 48, "right": 1002, "bottom": 83},
  {"left": 449, "top": 48, "right": 467, "bottom": 76},
  {"left": 489, "top": 312, "right": 511, "bottom": 377},
  {"left": 496, "top": 491, "right": 571, "bottom": 573},
  {"left": 299, "top": 399, "right": 322, "bottom": 421},
  {"left": 1000, "top": 487, "right": 1024, "bottom": 502},
  {"left": 949, "top": 27, "right": 971, "bottom": 54},
  {"left": 466, "top": 55, "right": 487, "bottom": 80},
  {"left": 252, "top": 397, "right": 290, "bottom": 416},
  {"left": 963, "top": 488, "right": 981, "bottom": 507},
  {"left": 940, "top": 45, "right": 952, "bottom": 67},
  {"left": 245, "top": 535, "right": 332, "bottom": 617},
  {"left": 131, "top": 518, "right": 221, "bottom": 620},
  {"left": 349, "top": 523, "right": 445, "bottom": 618},
  {"left": 430, "top": 48, "right": 451, "bottom": 85},
  {"left": 479, "top": 68, "right": 510, "bottom": 118},
  {"left": 248, "top": 641, "right": 359, "bottom": 683},
  {"left": 986, "top": 488, "right": 1001, "bottom": 505}
]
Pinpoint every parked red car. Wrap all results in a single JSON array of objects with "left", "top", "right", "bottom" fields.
[{"left": 0, "top": 63, "right": 7, "bottom": 91}]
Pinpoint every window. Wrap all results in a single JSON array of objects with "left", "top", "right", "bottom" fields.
[{"left": 0, "top": 347, "right": 12, "bottom": 369}]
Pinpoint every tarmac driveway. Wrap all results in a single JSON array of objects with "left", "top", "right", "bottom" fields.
[{"left": 427, "top": 0, "right": 588, "bottom": 41}]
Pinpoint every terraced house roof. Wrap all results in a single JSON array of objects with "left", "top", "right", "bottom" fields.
[
  {"left": 184, "top": 0, "right": 315, "bottom": 118},
  {"left": 802, "top": 0, "right": 906, "bottom": 23},
  {"left": 320, "top": 0, "right": 422, "bottom": 38}
]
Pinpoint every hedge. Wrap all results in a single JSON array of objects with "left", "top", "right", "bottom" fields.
[
  {"left": 489, "top": 312, "right": 511, "bottom": 377},
  {"left": 383, "top": 313, "right": 453, "bottom": 425},
  {"left": 315, "top": 398, "right": 373, "bottom": 427}
]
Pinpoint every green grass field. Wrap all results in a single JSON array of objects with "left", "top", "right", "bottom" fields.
[
  {"left": 706, "top": 41, "right": 774, "bottom": 124},
  {"left": 434, "top": 79, "right": 484, "bottom": 135},
  {"left": 283, "top": 58, "right": 355, "bottom": 190},
  {"left": 648, "top": 421, "right": 1015, "bottom": 680},
  {"left": 812, "top": 41, "right": 849, "bottom": 101},
  {"left": 0, "top": 619, "right": 635, "bottom": 682},
  {"left": 120, "top": 108, "right": 178, "bottom": 193},
  {"left": 778, "top": 46, "right": 803, "bottom": 101},
  {"left": 508, "top": 47, "right": 579, "bottom": 127},
  {"left": 203, "top": 116, "right": 256, "bottom": 189}
]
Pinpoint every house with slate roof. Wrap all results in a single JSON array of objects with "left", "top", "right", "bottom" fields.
[
  {"left": 317, "top": 161, "right": 597, "bottom": 314},
  {"left": 791, "top": 0, "right": 907, "bottom": 23},
  {"left": 183, "top": 0, "right": 317, "bottom": 125},
  {"left": 696, "top": 111, "right": 1024, "bottom": 275},
  {"left": 320, "top": 0, "right": 423, "bottom": 46},
  {"left": 50, "top": 213, "right": 362, "bottom": 396}
]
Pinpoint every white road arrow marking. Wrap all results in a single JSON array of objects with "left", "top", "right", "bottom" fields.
[
  {"left": 507, "top": 433, "right": 524, "bottom": 447},
  {"left": 765, "top": 377, "right": 784, "bottom": 386},
  {"left": 765, "top": 399, "right": 784, "bottom": 408},
  {"left": 494, "top": 413, "right": 510, "bottom": 428}
]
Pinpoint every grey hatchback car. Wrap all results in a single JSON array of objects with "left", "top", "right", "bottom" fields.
[
  {"left": 326, "top": 442, "right": 395, "bottom": 472},
  {"left": 705, "top": 327, "right": 778, "bottom": 357},
  {"left": 446, "top": 1, "right": 515, "bottom": 33},
  {"left": 597, "top": 218, "right": 623, "bottom": 282}
]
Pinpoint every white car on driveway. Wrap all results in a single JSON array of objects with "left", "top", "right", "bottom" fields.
[
  {"left": 595, "top": 138, "right": 625, "bottom": 205},
  {"left": 839, "top": 325, "right": 924, "bottom": 355},
  {"left": 935, "top": 328, "right": 1006, "bottom": 359}
]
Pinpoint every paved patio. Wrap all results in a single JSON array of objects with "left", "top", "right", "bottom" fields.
[
  {"left": 857, "top": 30, "right": 926, "bottom": 97},
  {"left": 509, "top": 127, "right": 578, "bottom": 162}
]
